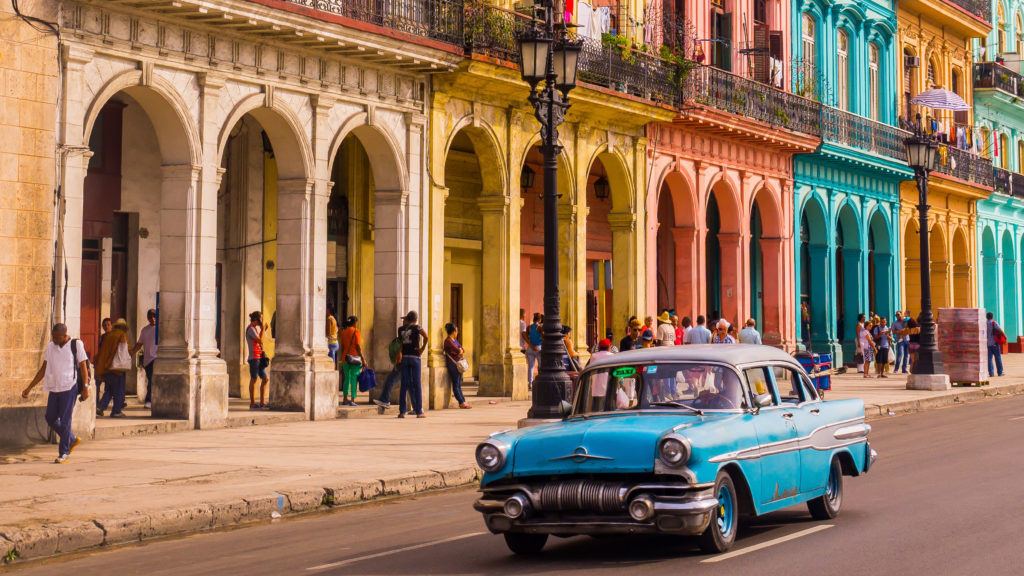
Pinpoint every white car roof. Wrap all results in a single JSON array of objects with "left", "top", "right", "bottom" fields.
[{"left": 585, "top": 344, "right": 799, "bottom": 370}]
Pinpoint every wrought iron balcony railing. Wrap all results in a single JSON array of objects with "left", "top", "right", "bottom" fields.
[
  {"left": 292, "top": 0, "right": 465, "bottom": 45},
  {"left": 935, "top": 145, "right": 994, "bottom": 187},
  {"left": 691, "top": 64, "right": 821, "bottom": 136},
  {"left": 463, "top": 1, "right": 525, "bottom": 62},
  {"left": 944, "top": 0, "right": 991, "bottom": 23},
  {"left": 974, "top": 62, "right": 1024, "bottom": 99},
  {"left": 821, "top": 107, "right": 910, "bottom": 161},
  {"left": 993, "top": 166, "right": 1024, "bottom": 196}
]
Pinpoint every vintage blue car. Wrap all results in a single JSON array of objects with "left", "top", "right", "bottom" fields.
[{"left": 473, "top": 345, "right": 877, "bottom": 555}]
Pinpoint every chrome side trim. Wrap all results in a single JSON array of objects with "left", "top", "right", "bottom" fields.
[
  {"left": 833, "top": 423, "right": 871, "bottom": 440},
  {"left": 708, "top": 416, "right": 866, "bottom": 463}
]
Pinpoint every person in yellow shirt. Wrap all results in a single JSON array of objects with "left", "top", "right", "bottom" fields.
[{"left": 96, "top": 318, "right": 130, "bottom": 418}]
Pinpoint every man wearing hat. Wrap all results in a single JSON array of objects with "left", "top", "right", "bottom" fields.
[{"left": 656, "top": 311, "right": 676, "bottom": 346}]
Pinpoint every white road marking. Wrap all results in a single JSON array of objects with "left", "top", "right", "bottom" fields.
[
  {"left": 1010, "top": 415, "right": 1024, "bottom": 421},
  {"left": 306, "top": 532, "right": 487, "bottom": 571},
  {"left": 701, "top": 524, "right": 834, "bottom": 563}
]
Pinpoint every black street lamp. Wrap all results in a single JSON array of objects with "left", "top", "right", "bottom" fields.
[
  {"left": 903, "top": 114, "right": 947, "bottom": 385},
  {"left": 517, "top": 1, "right": 583, "bottom": 419}
]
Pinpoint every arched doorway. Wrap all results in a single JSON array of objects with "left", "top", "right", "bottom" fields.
[
  {"left": 751, "top": 188, "right": 785, "bottom": 344},
  {"left": 706, "top": 180, "right": 741, "bottom": 323},
  {"left": 586, "top": 151, "right": 635, "bottom": 335},
  {"left": 1002, "top": 230, "right": 1018, "bottom": 339},
  {"left": 836, "top": 203, "right": 862, "bottom": 359},
  {"left": 798, "top": 197, "right": 828, "bottom": 351},
  {"left": 982, "top": 227, "right": 998, "bottom": 315},
  {"left": 929, "top": 224, "right": 949, "bottom": 309},
  {"left": 80, "top": 85, "right": 196, "bottom": 408},
  {"left": 656, "top": 172, "right": 696, "bottom": 320},
  {"left": 952, "top": 228, "right": 971, "bottom": 308},
  {"left": 217, "top": 106, "right": 311, "bottom": 409},
  {"left": 868, "top": 209, "right": 893, "bottom": 321},
  {"left": 442, "top": 128, "right": 507, "bottom": 397}
]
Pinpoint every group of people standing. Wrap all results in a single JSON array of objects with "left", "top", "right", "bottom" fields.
[
  {"left": 855, "top": 311, "right": 918, "bottom": 378},
  {"left": 93, "top": 311, "right": 159, "bottom": 417}
]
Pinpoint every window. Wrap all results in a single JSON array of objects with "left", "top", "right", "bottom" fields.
[
  {"left": 927, "top": 58, "right": 938, "bottom": 88},
  {"left": 869, "top": 44, "right": 880, "bottom": 120},
  {"left": 744, "top": 367, "right": 773, "bottom": 403},
  {"left": 1018, "top": 140, "right": 1024, "bottom": 172},
  {"left": 802, "top": 14, "right": 815, "bottom": 70},
  {"left": 574, "top": 363, "right": 748, "bottom": 414},
  {"left": 1017, "top": 13, "right": 1023, "bottom": 53},
  {"left": 999, "top": 4, "right": 1007, "bottom": 54},
  {"left": 1001, "top": 133, "right": 1010, "bottom": 169},
  {"left": 770, "top": 365, "right": 804, "bottom": 404},
  {"left": 837, "top": 31, "right": 849, "bottom": 111}
]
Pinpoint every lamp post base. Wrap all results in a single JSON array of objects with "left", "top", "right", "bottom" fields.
[{"left": 906, "top": 373, "right": 951, "bottom": 391}]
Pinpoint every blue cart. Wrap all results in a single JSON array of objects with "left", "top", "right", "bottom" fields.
[{"left": 794, "top": 351, "right": 832, "bottom": 394}]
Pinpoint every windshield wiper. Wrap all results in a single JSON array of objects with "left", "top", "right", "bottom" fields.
[{"left": 649, "top": 401, "right": 704, "bottom": 415}]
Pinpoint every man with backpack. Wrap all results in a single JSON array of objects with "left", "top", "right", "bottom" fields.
[
  {"left": 374, "top": 316, "right": 409, "bottom": 413},
  {"left": 987, "top": 312, "right": 1006, "bottom": 378},
  {"left": 396, "top": 311, "right": 428, "bottom": 418},
  {"left": 21, "top": 324, "right": 90, "bottom": 463}
]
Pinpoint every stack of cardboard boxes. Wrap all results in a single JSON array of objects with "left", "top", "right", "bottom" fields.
[{"left": 937, "top": 308, "right": 987, "bottom": 384}]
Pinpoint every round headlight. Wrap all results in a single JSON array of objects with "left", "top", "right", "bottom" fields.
[
  {"left": 658, "top": 437, "right": 689, "bottom": 467},
  {"left": 476, "top": 442, "right": 506, "bottom": 472}
]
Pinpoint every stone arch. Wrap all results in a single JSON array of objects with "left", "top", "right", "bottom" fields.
[
  {"left": 834, "top": 202, "right": 862, "bottom": 357},
  {"left": 868, "top": 207, "right": 894, "bottom": 320},
  {"left": 750, "top": 186, "right": 785, "bottom": 342},
  {"left": 981, "top": 225, "right": 998, "bottom": 316},
  {"left": 929, "top": 222, "right": 949, "bottom": 308},
  {"left": 217, "top": 92, "right": 312, "bottom": 180},
  {"left": 798, "top": 194, "right": 829, "bottom": 350},
  {"left": 584, "top": 145, "right": 634, "bottom": 214},
  {"left": 904, "top": 217, "right": 921, "bottom": 318},
  {"left": 83, "top": 70, "right": 199, "bottom": 166},
  {"left": 655, "top": 169, "right": 698, "bottom": 318},
  {"left": 328, "top": 113, "right": 408, "bottom": 193},
  {"left": 1002, "top": 228, "right": 1019, "bottom": 339},
  {"left": 440, "top": 115, "right": 508, "bottom": 196},
  {"left": 519, "top": 133, "right": 576, "bottom": 202},
  {"left": 952, "top": 226, "right": 971, "bottom": 308}
]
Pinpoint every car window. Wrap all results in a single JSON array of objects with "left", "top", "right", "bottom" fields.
[
  {"left": 574, "top": 363, "right": 747, "bottom": 414},
  {"left": 799, "top": 373, "right": 820, "bottom": 402},
  {"left": 771, "top": 365, "right": 804, "bottom": 404},
  {"left": 744, "top": 367, "right": 776, "bottom": 406}
]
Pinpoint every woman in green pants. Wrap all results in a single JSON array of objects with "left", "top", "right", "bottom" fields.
[{"left": 339, "top": 316, "right": 363, "bottom": 406}]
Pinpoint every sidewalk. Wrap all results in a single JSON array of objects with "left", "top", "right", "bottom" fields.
[{"left": 2, "top": 355, "right": 1023, "bottom": 564}]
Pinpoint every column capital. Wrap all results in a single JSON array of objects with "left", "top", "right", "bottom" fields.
[
  {"left": 198, "top": 72, "right": 225, "bottom": 91},
  {"left": 376, "top": 188, "right": 409, "bottom": 207},
  {"left": 310, "top": 94, "right": 334, "bottom": 112},
  {"left": 671, "top": 225, "right": 696, "bottom": 242},
  {"left": 478, "top": 195, "right": 511, "bottom": 214},
  {"left": 277, "top": 178, "right": 314, "bottom": 195},
  {"left": 557, "top": 203, "right": 577, "bottom": 220},
  {"left": 606, "top": 212, "right": 636, "bottom": 232},
  {"left": 162, "top": 163, "right": 201, "bottom": 181},
  {"left": 61, "top": 45, "right": 94, "bottom": 65}
]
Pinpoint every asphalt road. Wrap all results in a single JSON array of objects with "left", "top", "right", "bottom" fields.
[{"left": 11, "top": 395, "right": 1024, "bottom": 576}]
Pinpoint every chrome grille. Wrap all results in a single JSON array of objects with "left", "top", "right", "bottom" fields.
[{"left": 538, "top": 480, "right": 625, "bottom": 513}]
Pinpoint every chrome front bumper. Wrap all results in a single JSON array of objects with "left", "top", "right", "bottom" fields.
[{"left": 474, "top": 481, "right": 718, "bottom": 536}]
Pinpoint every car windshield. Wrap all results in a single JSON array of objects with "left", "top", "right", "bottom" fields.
[{"left": 573, "top": 362, "right": 748, "bottom": 415}]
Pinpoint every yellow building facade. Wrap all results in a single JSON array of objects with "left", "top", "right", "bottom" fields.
[{"left": 897, "top": 0, "right": 992, "bottom": 312}]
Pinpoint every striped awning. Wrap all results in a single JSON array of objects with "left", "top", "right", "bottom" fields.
[{"left": 910, "top": 88, "right": 970, "bottom": 111}]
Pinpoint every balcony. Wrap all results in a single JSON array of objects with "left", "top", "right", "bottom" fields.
[
  {"left": 690, "top": 64, "right": 821, "bottom": 136},
  {"left": 993, "top": 166, "right": 1024, "bottom": 197},
  {"left": 821, "top": 107, "right": 910, "bottom": 162},
  {"left": 944, "top": 0, "right": 991, "bottom": 23},
  {"left": 974, "top": 62, "right": 1024, "bottom": 99},
  {"left": 290, "top": 0, "right": 465, "bottom": 45},
  {"left": 935, "top": 146, "right": 994, "bottom": 187}
]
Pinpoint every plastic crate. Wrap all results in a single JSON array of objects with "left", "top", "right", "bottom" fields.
[{"left": 794, "top": 351, "right": 832, "bottom": 392}]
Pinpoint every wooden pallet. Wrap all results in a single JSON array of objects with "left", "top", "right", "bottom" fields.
[{"left": 952, "top": 380, "right": 989, "bottom": 387}]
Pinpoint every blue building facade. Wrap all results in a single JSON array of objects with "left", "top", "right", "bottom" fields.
[{"left": 791, "top": 0, "right": 912, "bottom": 363}]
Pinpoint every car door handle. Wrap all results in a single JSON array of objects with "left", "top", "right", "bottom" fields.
[
  {"left": 810, "top": 408, "right": 820, "bottom": 415},
  {"left": 782, "top": 412, "right": 794, "bottom": 419}
]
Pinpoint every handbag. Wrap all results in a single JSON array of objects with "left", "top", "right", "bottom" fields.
[
  {"left": 853, "top": 352, "right": 864, "bottom": 365},
  {"left": 112, "top": 340, "right": 132, "bottom": 371},
  {"left": 259, "top": 356, "right": 270, "bottom": 370},
  {"left": 345, "top": 355, "right": 363, "bottom": 366},
  {"left": 887, "top": 347, "right": 896, "bottom": 364},
  {"left": 357, "top": 368, "right": 377, "bottom": 392},
  {"left": 455, "top": 358, "right": 470, "bottom": 373}
]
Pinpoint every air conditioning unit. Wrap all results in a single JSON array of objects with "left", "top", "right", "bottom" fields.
[{"left": 905, "top": 56, "right": 921, "bottom": 69}]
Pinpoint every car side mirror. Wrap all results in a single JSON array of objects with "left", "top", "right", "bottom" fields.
[
  {"left": 558, "top": 400, "right": 574, "bottom": 418},
  {"left": 754, "top": 393, "right": 773, "bottom": 409}
]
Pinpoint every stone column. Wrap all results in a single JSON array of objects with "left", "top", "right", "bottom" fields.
[
  {"left": 268, "top": 177, "right": 336, "bottom": 419},
  {"left": 559, "top": 202, "right": 588, "bottom": 360},
  {"left": 608, "top": 212, "right": 639, "bottom": 333},
  {"left": 717, "top": 232, "right": 744, "bottom": 326},
  {"left": 807, "top": 244, "right": 835, "bottom": 356},
  {"left": 841, "top": 247, "right": 863, "bottom": 362},
  {"left": 759, "top": 237, "right": 786, "bottom": 347},
  {"left": 151, "top": 164, "right": 228, "bottom": 428},
  {"left": 671, "top": 226, "right": 697, "bottom": 321},
  {"left": 873, "top": 251, "right": 894, "bottom": 320},
  {"left": 426, "top": 184, "right": 449, "bottom": 408},
  {"left": 477, "top": 195, "right": 520, "bottom": 399},
  {"left": 375, "top": 188, "right": 412, "bottom": 403}
]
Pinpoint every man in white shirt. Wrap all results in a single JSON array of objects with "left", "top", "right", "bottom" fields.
[
  {"left": 656, "top": 311, "right": 676, "bottom": 346},
  {"left": 738, "top": 318, "right": 762, "bottom": 345},
  {"left": 684, "top": 315, "right": 713, "bottom": 344},
  {"left": 21, "top": 324, "right": 90, "bottom": 463},
  {"left": 132, "top": 309, "right": 158, "bottom": 408}
]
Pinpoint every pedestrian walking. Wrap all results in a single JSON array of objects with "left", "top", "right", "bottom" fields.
[
  {"left": 397, "top": 311, "right": 428, "bottom": 418},
  {"left": 656, "top": 312, "right": 676, "bottom": 346},
  {"left": 711, "top": 321, "right": 736, "bottom": 344},
  {"left": 525, "top": 313, "right": 542, "bottom": 391},
  {"left": 738, "top": 318, "right": 762, "bottom": 344},
  {"left": 906, "top": 316, "right": 921, "bottom": 367},
  {"left": 684, "top": 315, "right": 713, "bottom": 344},
  {"left": 326, "top": 307, "right": 340, "bottom": 364},
  {"left": 95, "top": 318, "right": 112, "bottom": 400},
  {"left": 21, "top": 324, "right": 89, "bottom": 463},
  {"left": 891, "top": 311, "right": 910, "bottom": 374},
  {"left": 562, "top": 325, "right": 582, "bottom": 371},
  {"left": 680, "top": 316, "right": 692, "bottom": 343},
  {"left": 96, "top": 318, "right": 130, "bottom": 418},
  {"left": 620, "top": 319, "right": 643, "bottom": 351},
  {"left": 857, "top": 314, "right": 877, "bottom": 378},
  {"left": 374, "top": 318, "right": 409, "bottom": 412},
  {"left": 339, "top": 316, "right": 363, "bottom": 406},
  {"left": 444, "top": 323, "right": 471, "bottom": 409},
  {"left": 519, "top": 309, "right": 527, "bottom": 355},
  {"left": 873, "top": 316, "right": 891, "bottom": 378},
  {"left": 246, "top": 311, "right": 270, "bottom": 409},
  {"left": 987, "top": 311, "right": 1006, "bottom": 377},
  {"left": 130, "top": 309, "right": 158, "bottom": 409}
]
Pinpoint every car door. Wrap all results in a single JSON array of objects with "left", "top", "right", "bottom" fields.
[
  {"left": 746, "top": 366, "right": 801, "bottom": 507},
  {"left": 771, "top": 365, "right": 829, "bottom": 494}
]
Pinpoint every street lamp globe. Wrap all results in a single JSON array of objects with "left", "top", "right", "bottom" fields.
[
  {"left": 518, "top": 30, "right": 551, "bottom": 89},
  {"left": 552, "top": 38, "right": 583, "bottom": 95},
  {"left": 904, "top": 135, "right": 938, "bottom": 173}
]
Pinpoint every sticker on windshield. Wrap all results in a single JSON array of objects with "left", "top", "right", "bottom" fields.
[
  {"left": 645, "top": 365, "right": 658, "bottom": 374},
  {"left": 612, "top": 366, "right": 637, "bottom": 378}
]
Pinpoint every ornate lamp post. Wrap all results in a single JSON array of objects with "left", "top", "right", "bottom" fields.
[
  {"left": 903, "top": 114, "right": 950, "bottom": 390},
  {"left": 517, "top": 1, "right": 583, "bottom": 419}
]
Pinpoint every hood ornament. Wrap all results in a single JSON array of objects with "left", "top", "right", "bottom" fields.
[{"left": 549, "top": 446, "right": 613, "bottom": 463}]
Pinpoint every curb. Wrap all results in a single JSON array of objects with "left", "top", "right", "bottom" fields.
[
  {"left": 0, "top": 466, "right": 482, "bottom": 566},
  {"left": 864, "top": 381, "right": 1024, "bottom": 420}
]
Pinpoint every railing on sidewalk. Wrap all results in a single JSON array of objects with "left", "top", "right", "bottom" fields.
[
  {"left": 290, "top": 0, "right": 465, "bottom": 45},
  {"left": 974, "top": 62, "right": 1024, "bottom": 98},
  {"left": 935, "top": 146, "right": 994, "bottom": 187},
  {"left": 690, "top": 64, "right": 821, "bottom": 135},
  {"left": 821, "top": 107, "right": 910, "bottom": 161}
]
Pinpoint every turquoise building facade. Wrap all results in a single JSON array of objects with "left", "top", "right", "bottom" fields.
[
  {"left": 791, "top": 0, "right": 912, "bottom": 363},
  {"left": 973, "top": 0, "right": 1024, "bottom": 344}
]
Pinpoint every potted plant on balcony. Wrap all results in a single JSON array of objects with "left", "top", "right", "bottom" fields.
[
  {"left": 658, "top": 45, "right": 694, "bottom": 93},
  {"left": 774, "top": 107, "right": 791, "bottom": 126}
]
